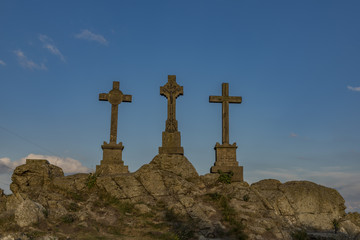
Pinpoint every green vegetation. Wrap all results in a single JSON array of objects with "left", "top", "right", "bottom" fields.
[
  {"left": 332, "top": 219, "right": 340, "bottom": 234},
  {"left": 86, "top": 173, "right": 98, "bottom": 189},
  {"left": 207, "top": 193, "right": 248, "bottom": 240},
  {"left": 243, "top": 194, "right": 249, "bottom": 202},
  {"left": 207, "top": 192, "right": 222, "bottom": 201},
  {"left": 68, "top": 191, "right": 86, "bottom": 202},
  {"left": 60, "top": 214, "right": 76, "bottom": 224},
  {"left": 96, "top": 191, "right": 135, "bottom": 214},
  {"left": 164, "top": 208, "right": 196, "bottom": 240},
  {"left": 42, "top": 208, "right": 49, "bottom": 218},
  {"left": 218, "top": 170, "right": 234, "bottom": 184},
  {"left": 25, "top": 231, "right": 47, "bottom": 240},
  {"left": 291, "top": 229, "right": 308, "bottom": 240}
]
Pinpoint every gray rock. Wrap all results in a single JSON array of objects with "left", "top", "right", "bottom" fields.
[{"left": 14, "top": 199, "right": 45, "bottom": 227}]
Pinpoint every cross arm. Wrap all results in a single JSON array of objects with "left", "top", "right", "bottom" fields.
[
  {"left": 209, "top": 96, "right": 242, "bottom": 103},
  {"left": 209, "top": 96, "right": 223, "bottom": 103},
  {"left": 122, "top": 94, "right": 132, "bottom": 102},
  {"left": 228, "top": 96, "right": 242, "bottom": 104},
  {"left": 99, "top": 93, "right": 108, "bottom": 101},
  {"left": 160, "top": 86, "right": 166, "bottom": 96}
]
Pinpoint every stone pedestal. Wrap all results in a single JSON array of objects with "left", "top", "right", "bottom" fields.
[
  {"left": 159, "top": 131, "right": 184, "bottom": 155},
  {"left": 210, "top": 142, "right": 243, "bottom": 182},
  {"left": 96, "top": 142, "right": 129, "bottom": 175}
]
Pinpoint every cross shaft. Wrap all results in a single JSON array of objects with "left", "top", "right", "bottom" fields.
[
  {"left": 99, "top": 81, "right": 132, "bottom": 144},
  {"left": 209, "top": 83, "right": 242, "bottom": 144}
]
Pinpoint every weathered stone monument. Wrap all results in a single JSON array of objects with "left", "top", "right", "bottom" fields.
[
  {"left": 158, "top": 75, "right": 184, "bottom": 155},
  {"left": 96, "top": 81, "right": 132, "bottom": 174},
  {"left": 209, "top": 83, "right": 243, "bottom": 181}
]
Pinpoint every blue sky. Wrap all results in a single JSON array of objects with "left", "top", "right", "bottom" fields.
[{"left": 0, "top": 1, "right": 360, "bottom": 212}]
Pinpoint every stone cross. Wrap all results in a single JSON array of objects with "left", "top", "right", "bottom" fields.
[
  {"left": 160, "top": 75, "right": 183, "bottom": 133},
  {"left": 158, "top": 75, "right": 184, "bottom": 155},
  {"left": 97, "top": 81, "right": 131, "bottom": 175},
  {"left": 209, "top": 83, "right": 242, "bottom": 145},
  {"left": 99, "top": 81, "right": 132, "bottom": 144},
  {"left": 209, "top": 82, "right": 243, "bottom": 182}
]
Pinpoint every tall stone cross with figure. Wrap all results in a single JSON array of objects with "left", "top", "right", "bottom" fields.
[
  {"left": 209, "top": 83, "right": 244, "bottom": 181},
  {"left": 159, "top": 75, "right": 184, "bottom": 155},
  {"left": 96, "top": 81, "right": 132, "bottom": 175}
]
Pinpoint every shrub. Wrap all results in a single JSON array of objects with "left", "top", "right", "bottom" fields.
[
  {"left": 207, "top": 192, "right": 222, "bottom": 201},
  {"left": 164, "top": 209, "right": 196, "bottom": 240},
  {"left": 218, "top": 170, "right": 234, "bottom": 184},
  {"left": 86, "top": 173, "right": 98, "bottom": 189},
  {"left": 291, "top": 229, "right": 308, "bottom": 240},
  {"left": 243, "top": 194, "right": 249, "bottom": 202},
  {"left": 97, "top": 191, "right": 135, "bottom": 214},
  {"left": 42, "top": 208, "right": 49, "bottom": 218},
  {"left": 209, "top": 194, "right": 248, "bottom": 239},
  {"left": 332, "top": 219, "right": 340, "bottom": 234},
  {"left": 61, "top": 214, "right": 76, "bottom": 224}
]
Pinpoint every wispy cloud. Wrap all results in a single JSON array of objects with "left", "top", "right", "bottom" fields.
[
  {"left": 13, "top": 50, "right": 46, "bottom": 70},
  {"left": 39, "top": 34, "right": 65, "bottom": 62},
  {"left": 290, "top": 132, "right": 298, "bottom": 138},
  {"left": 0, "top": 60, "right": 6, "bottom": 66},
  {"left": 347, "top": 85, "right": 360, "bottom": 92},
  {"left": 75, "top": 29, "right": 108, "bottom": 45}
]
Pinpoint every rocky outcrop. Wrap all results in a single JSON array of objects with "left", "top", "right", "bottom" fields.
[
  {"left": 251, "top": 179, "right": 346, "bottom": 230},
  {"left": 0, "top": 157, "right": 359, "bottom": 240},
  {"left": 10, "top": 159, "right": 64, "bottom": 199}
]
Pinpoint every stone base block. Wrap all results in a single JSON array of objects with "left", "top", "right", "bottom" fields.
[
  {"left": 210, "top": 142, "right": 244, "bottom": 182},
  {"left": 210, "top": 165, "right": 243, "bottom": 182},
  {"left": 159, "top": 147, "right": 184, "bottom": 155},
  {"left": 96, "top": 141, "right": 129, "bottom": 175},
  {"left": 96, "top": 164, "right": 129, "bottom": 175},
  {"left": 101, "top": 142, "right": 124, "bottom": 162},
  {"left": 159, "top": 131, "right": 184, "bottom": 155}
]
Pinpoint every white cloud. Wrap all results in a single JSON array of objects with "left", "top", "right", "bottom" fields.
[
  {"left": 39, "top": 34, "right": 65, "bottom": 62},
  {"left": 75, "top": 30, "right": 108, "bottom": 45},
  {"left": 13, "top": 50, "right": 46, "bottom": 70},
  {"left": 25, "top": 154, "right": 90, "bottom": 174},
  {"left": 347, "top": 85, "right": 360, "bottom": 92},
  {"left": 0, "top": 60, "right": 6, "bottom": 66},
  {"left": 0, "top": 154, "right": 90, "bottom": 175},
  {"left": 0, "top": 157, "right": 20, "bottom": 173},
  {"left": 0, "top": 154, "right": 90, "bottom": 194}
]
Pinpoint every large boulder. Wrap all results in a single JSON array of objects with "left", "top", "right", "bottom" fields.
[
  {"left": 148, "top": 154, "right": 199, "bottom": 179},
  {"left": 341, "top": 212, "right": 360, "bottom": 238},
  {"left": 10, "top": 159, "right": 64, "bottom": 198},
  {"left": 95, "top": 154, "right": 201, "bottom": 204},
  {"left": 251, "top": 179, "right": 346, "bottom": 230},
  {"left": 14, "top": 199, "right": 45, "bottom": 227}
]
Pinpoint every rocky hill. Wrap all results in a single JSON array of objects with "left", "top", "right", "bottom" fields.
[{"left": 0, "top": 155, "right": 359, "bottom": 240}]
